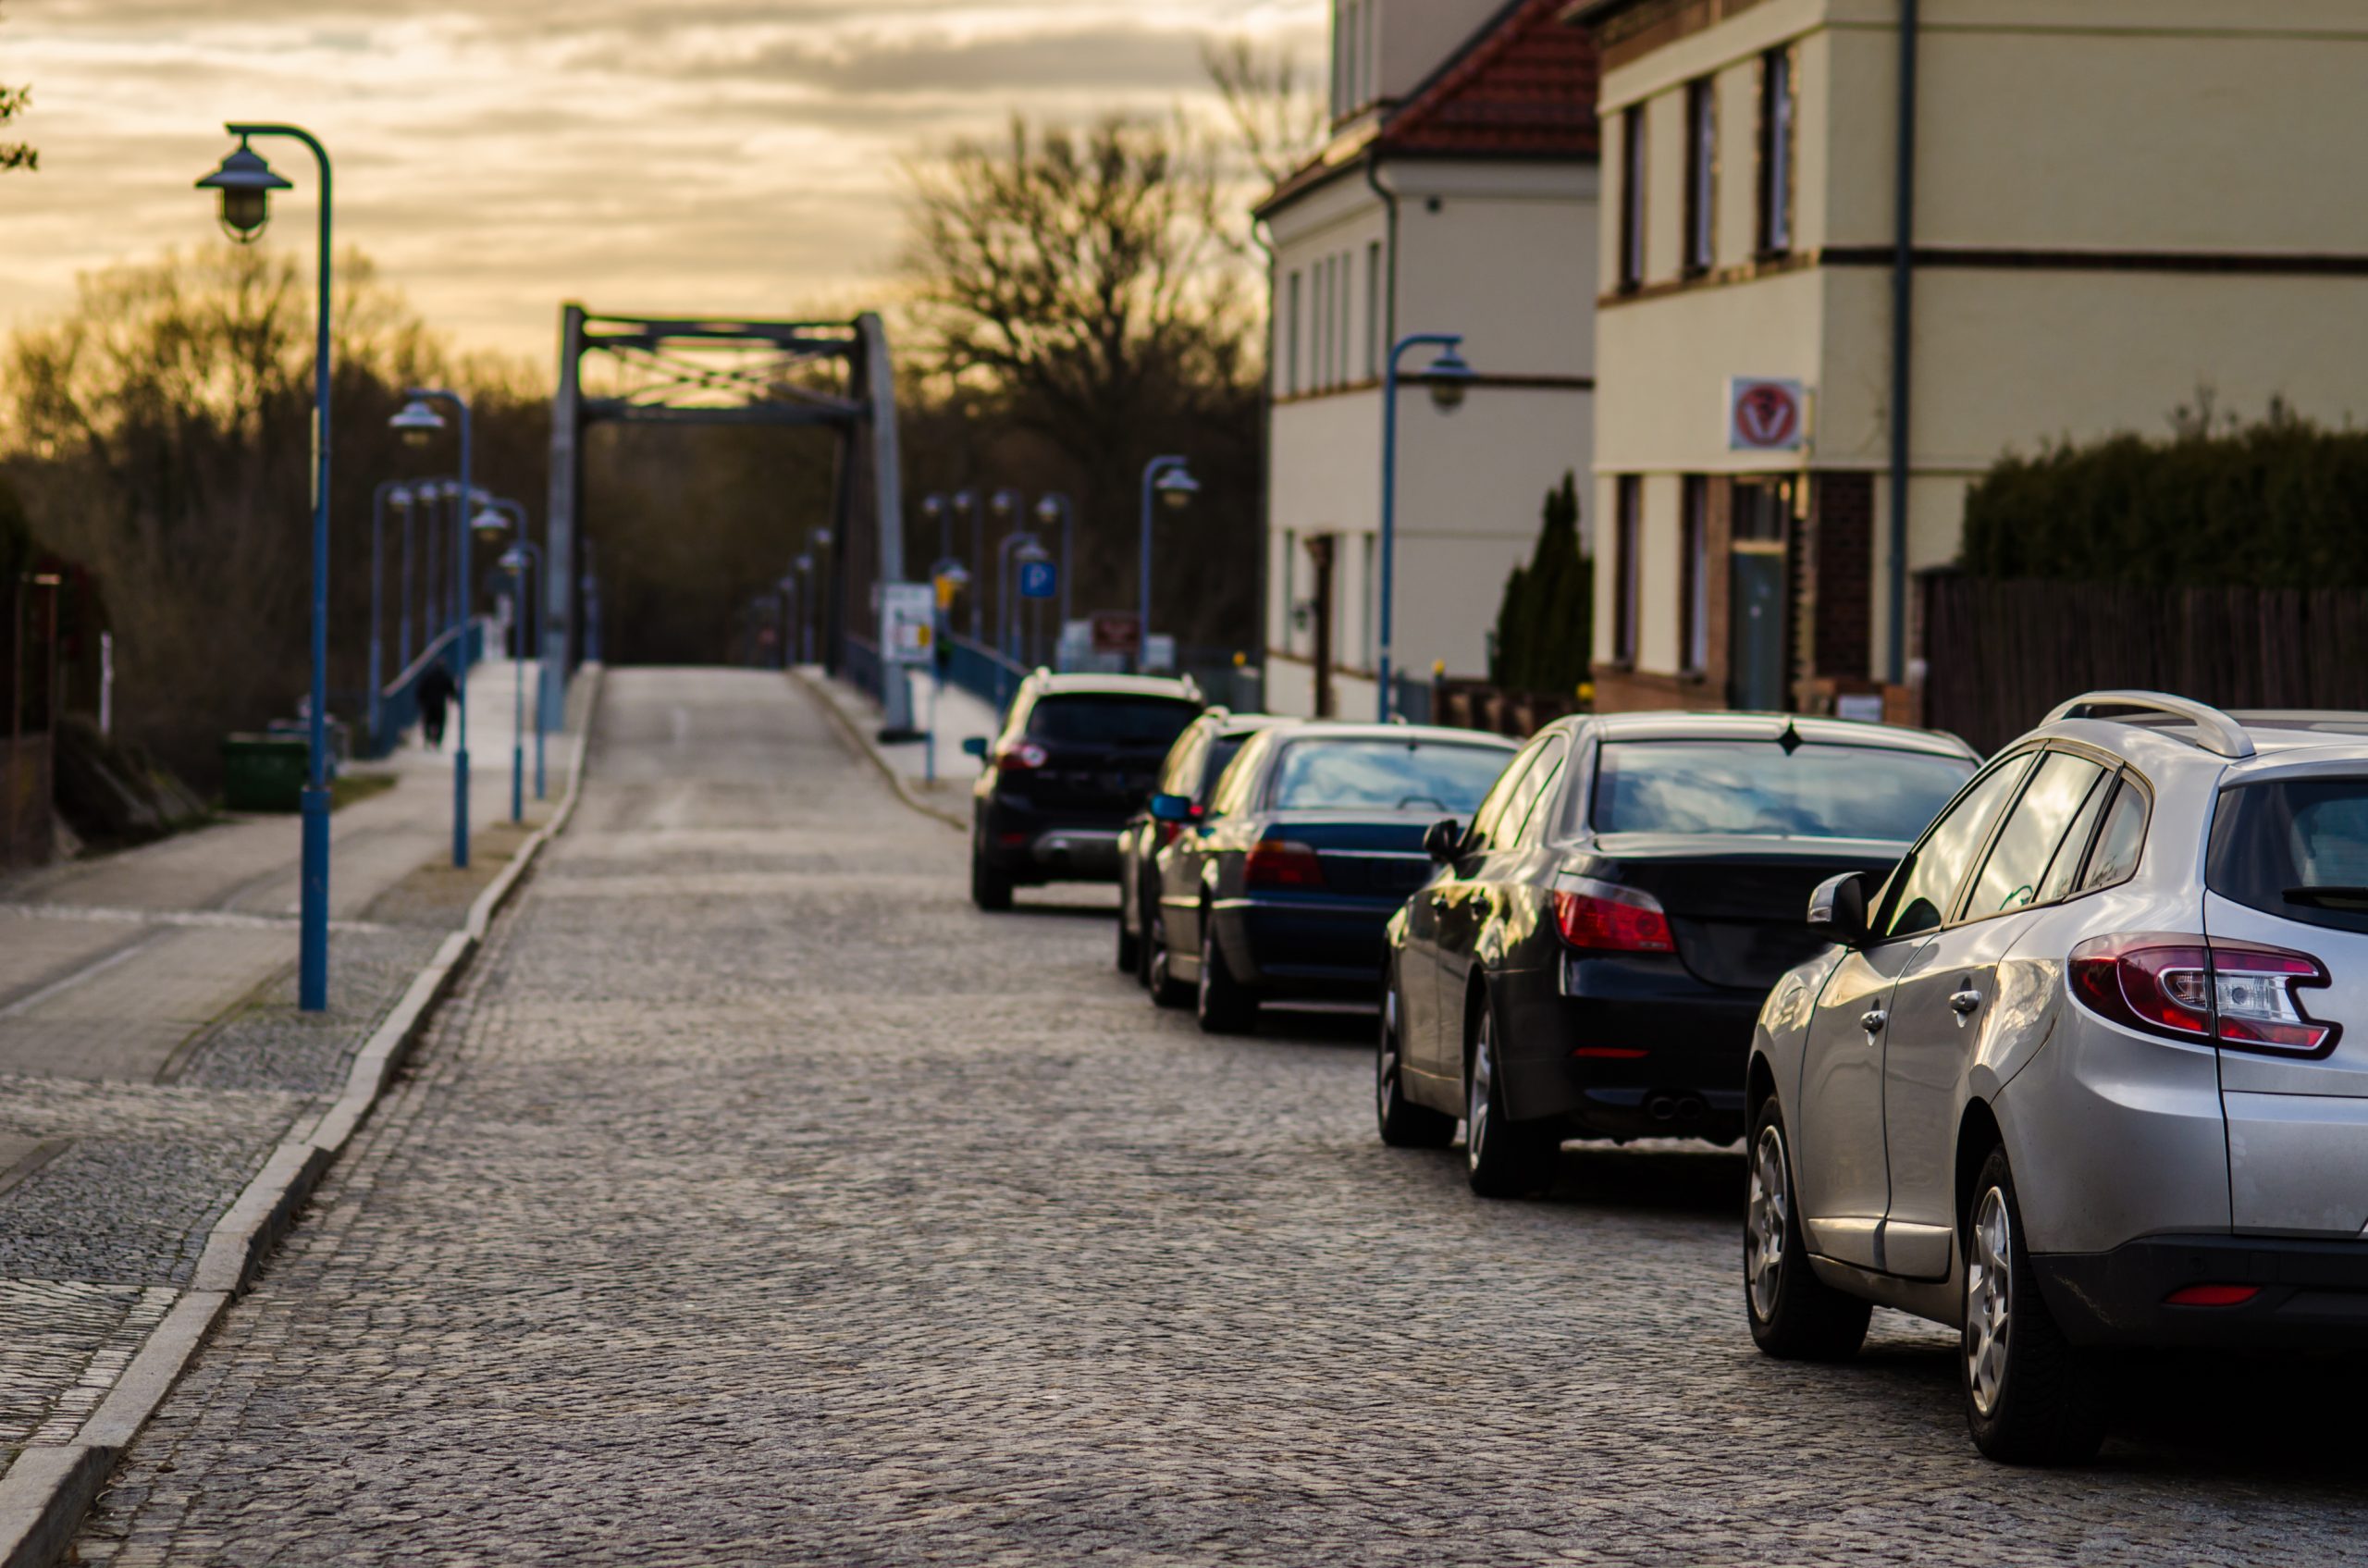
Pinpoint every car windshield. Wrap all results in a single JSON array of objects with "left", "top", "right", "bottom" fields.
[
  {"left": 2209, "top": 778, "right": 2368, "bottom": 934},
  {"left": 1025, "top": 695, "right": 1200, "bottom": 747},
  {"left": 1588, "top": 740, "right": 1974, "bottom": 842},
  {"left": 1269, "top": 739, "right": 1511, "bottom": 814}
]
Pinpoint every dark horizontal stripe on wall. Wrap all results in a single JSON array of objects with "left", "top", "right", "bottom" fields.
[{"left": 1823, "top": 244, "right": 2368, "bottom": 277}]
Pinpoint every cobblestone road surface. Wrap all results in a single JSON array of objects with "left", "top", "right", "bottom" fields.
[{"left": 74, "top": 669, "right": 2368, "bottom": 1565}]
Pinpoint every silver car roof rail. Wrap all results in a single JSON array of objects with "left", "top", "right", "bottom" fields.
[{"left": 2042, "top": 690, "right": 2257, "bottom": 760}]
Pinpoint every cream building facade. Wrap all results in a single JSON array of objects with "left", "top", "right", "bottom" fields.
[
  {"left": 1576, "top": 0, "right": 2368, "bottom": 717},
  {"left": 1260, "top": 0, "right": 1602, "bottom": 719}
]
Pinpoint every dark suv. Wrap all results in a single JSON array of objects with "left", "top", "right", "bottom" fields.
[{"left": 966, "top": 673, "right": 1204, "bottom": 911}]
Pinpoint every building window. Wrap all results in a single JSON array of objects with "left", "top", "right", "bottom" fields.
[
  {"left": 1360, "top": 534, "right": 1376, "bottom": 667},
  {"left": 1680, "top": 476, "right": 1709, "bottom": 673},
  {"left": 1614, "top": 476, "right": 1641, "bottom": 664},
  {"left": 1287, "top": 270, "right": 1302, "bottom": 395},
  {"left": 1365, "top": 242, "right": 1383, "bottom": 379},
  {"left": 1281, "top": 529, "right": 1299, "bottom": 648},
  {"left": 1684, "top": 78, "right": 1716, "bottom": 273},
  {"left": 1618, "top": 105, "right": 1646, "bottom": 290},
  {"left": 1758, "top": 47, "right": 1796, "bottom": 256}
]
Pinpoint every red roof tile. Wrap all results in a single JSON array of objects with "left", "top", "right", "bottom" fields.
[{"left": 1382, "top": 0, "right": 1602, "bottom": 157}]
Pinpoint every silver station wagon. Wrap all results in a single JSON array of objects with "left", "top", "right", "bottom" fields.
[{"left": 1744, "top": 693, "right": 2368, "bottom": 1463}]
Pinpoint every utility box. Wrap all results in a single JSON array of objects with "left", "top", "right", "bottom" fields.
[{"left": 220, "top": 735, "right": 309, "bottom": 813}]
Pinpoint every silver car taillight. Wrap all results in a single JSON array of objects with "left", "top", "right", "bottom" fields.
[{"left": 2068, "top": 934, "right": 2339, "bottom": 1057}]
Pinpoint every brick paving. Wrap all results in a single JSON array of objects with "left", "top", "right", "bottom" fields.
[{"left": 61, "top": 667, "right": 2368, "bottom": 1566}]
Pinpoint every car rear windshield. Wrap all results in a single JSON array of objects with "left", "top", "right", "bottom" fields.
[
  {"left": 1024, "top": 695, "right": 1200, "bottom": 747},
  {"left": 1269, "top": 739, "right": 1511, "bottom": 814},
  {"left": 2209, "top": 778, "right": 2368, "bottom": 934},
  {"left": 1589, "top": 741, "right": 1975, "bottom": 842}
]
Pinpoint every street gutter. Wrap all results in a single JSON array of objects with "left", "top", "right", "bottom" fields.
[{"left": 0, "top": 665, "right": 606, "bottom": 1568}]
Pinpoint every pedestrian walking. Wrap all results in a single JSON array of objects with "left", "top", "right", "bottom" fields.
[{"left": 418, "top": 661, "right": 456, "bottom": 750}]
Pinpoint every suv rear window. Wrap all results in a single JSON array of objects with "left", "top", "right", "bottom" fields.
[
  {"left": 1025, "top": 696, "right": 1200, "bottom": 747},
  {"left": 2209, "top": 779, "right": 2368, "bottom": 934}
]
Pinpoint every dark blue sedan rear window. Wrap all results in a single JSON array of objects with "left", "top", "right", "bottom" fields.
[
  {"left": 1269, "top": 740, "right": 1511, "bottom": 813},
  {"left": 1590, "top": 741, "right": 1972, "bottom": 842}
]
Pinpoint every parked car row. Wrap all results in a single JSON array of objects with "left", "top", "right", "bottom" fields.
[{"left": 966, "top": 675, "right": 2368, "bottom": 1466}]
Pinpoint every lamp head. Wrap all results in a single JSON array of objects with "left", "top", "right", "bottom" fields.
[
  {"left": 1424, "top": 342, "right": 1475, "bottom": 414},
  {"left": 953, "top": 489, "right": 976, "bottom": 517},
  {"left": 812, "top": 528, "right": 833, "bottom": 549},
  {"left": 195, "top": 141, "right": 290, "bottom": 244},
  {"left": 921, "top": 493, "right": 944, "bottom": 520},
  {"left": 991, "top": 488, "right": 1018, "bottom": 521},
  {"left": 500, "top": 547, "right": 529, "bottom": 572},
  {"left": 795, "top": 553, "right": 814, "bottom": 574},
  {"left": 470, "top": 508, "right": 511, "bottom": 542},
  {"left": 1155, "top": 464, "right": 1201, "bottom": 512},
  {"left": 1034, "top": 494, "right": 1062, "bottom": 527},
  {"left": 389, "top": 485, "right": 414, "bottom": 509},
  {"left": 389, "top": 399, "right": 447, "bottom": 449}
]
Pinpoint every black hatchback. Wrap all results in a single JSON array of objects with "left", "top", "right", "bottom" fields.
[
  {"left": 1377, "top": 712, "right": 1977, "bottom": 1195},
  {"left": 966, "top": 673, "right": 1204, "bottom": 910}
]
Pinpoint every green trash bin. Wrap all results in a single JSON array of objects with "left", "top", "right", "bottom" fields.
[{"left": 220, "top": 735, "right": 311, "bottom": 813}]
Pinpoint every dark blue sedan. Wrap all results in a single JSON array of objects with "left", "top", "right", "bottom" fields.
[{"left": 1143, "top": 723, "right": 1519, "bottom": 1033}]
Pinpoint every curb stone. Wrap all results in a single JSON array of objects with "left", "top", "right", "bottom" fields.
[
  {"left": 792, "top": 671, "right": 967, "bottom": 833},
  {"left": 0, "top": 667, "right": 606, "bottom": 1568}
]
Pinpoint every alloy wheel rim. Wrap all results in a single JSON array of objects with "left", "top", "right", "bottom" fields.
[
  {"left": 1965, "top": 1186, "right": 2013, "bottom": 1416},
  {"left": 1466, "top": 1013, "right": 1492, "bottom": 1171},
  {"left": 1746, "top": 1125, "right": 1788, "bottom": 1321},
  {"left": 1199, "top": 928, "right": 1214, "bottom": 1011},
  {"left": 1377, "top": 994, "right": 1400, "bottom": 1121}
]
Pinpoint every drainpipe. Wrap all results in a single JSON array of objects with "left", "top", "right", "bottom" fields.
[
  {"left": 1363, "top": 150, "right": 1400, "bottom": 712},
  {"left": 1252, "top": 214, "right": 1277, "bottom": 708},
  {"left": 1886, "top": 0, "right": 1920, "bottom": 685}
]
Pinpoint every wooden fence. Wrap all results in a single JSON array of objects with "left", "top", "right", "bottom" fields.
[{"left": 1920, "top": 574, "right": 2368, "bottom": 755}]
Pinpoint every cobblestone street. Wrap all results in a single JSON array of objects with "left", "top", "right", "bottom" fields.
[{"left": 69, "top": 669, "right": 2368, "bottom": 1565}]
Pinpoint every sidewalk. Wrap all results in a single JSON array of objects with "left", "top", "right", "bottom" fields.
[
  {"left": 805, "top": 667, "right": 1000, "bottom": 811},
  {"left": 0, "top": 661, "right": 575, "bottom": 1486}
]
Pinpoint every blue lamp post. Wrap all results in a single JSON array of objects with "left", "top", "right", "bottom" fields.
[
  {"left": 953, "top": 491, "right": 983, "bottom": 642},
  {"left": 1033, "top": 493, "right": 1076, "bottom": 634},
  {"left": 496, "top": 534, "right": 545, "bottom": 816},
  {"left": 367, "top": 480, "right": 413, "bottom": 754},
  {"left": 196, "top": 123, "right": 335, "bottom": 1013},
  {"left": 390, "top": 391, "right": 475, "bottom": 868},
  {"left": 921, "top": 493, "right": 950, "bottom": 574},
  {"left": 995, "top": 528, "right": 1045, "bottom": 687},
  {"left": 395, "top": 482, "right": 418, "bottom": 671},
  {"left": 1378, "top": 334, "right": 1476, "bottom": 720},
  {"left": 1138, "top": 456, "right": 1199, "bottom": 674}
]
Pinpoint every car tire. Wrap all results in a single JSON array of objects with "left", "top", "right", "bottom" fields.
[
  {"left": 1145, "top": 911, "right": 1191, "bottom": 1009},
  {"left": 1196, "top": 918, "right": 1258, "bottom": 1035},
  {"left": 1377, "top": 974, "right": 1454, "bottom": 1149},
  {"left": 1744, "top": 1099, "right": 1872, "bottom": 1361},
  {"left": 1116, "top": 894, "right": 1141, "bottom": 973},
  {"left": 1135, "top": 890, "right": 1160, "bottom": 992},
  {"left": 1961, "top": 1145, "right": 2108, "bottom": 1464},
  {"left": 1463, "top": 997, "right": 1556, "bottom": 1198},
  {"left": 970, "top": 848, "right": 1013, "bottom": 913}
]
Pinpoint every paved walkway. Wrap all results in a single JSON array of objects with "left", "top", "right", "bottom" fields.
[
  {"left": 58, "top": 666, "right": 2368, "bottom": 1567},
  {"left": 0, "top": 660, "right": 572, "bottom": 1477},
  {"left": 808, "top": 664, "right": 1001, "bottom": 806}
]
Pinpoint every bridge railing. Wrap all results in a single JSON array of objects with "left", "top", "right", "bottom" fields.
[
  {"left": 943, "top": 634, "right": 1028, "bottom": 714},
  {"left": 365, "top": 620, "right": 487, "bottom": 759}
]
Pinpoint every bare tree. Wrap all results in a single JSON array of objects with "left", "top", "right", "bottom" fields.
[
  {"left": 1202, "top": 35, "right": 1328, "bottom": 194},
  {"left": 1, "top": 8, "right": 33, "bottom": 172}
]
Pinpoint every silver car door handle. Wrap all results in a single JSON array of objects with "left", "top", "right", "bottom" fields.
[
  {"left": 1950, "top": 989, "right": 1983, "bottom": 1015},
  {"left": 1860, "top": 1009, "right": 1888, "bottom": 1033},
  {"left": 1430, "top": 894, "right": 1449, "bottom": 909}
]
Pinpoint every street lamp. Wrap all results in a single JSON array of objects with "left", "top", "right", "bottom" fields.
[
  {"left": 921, "top": 492, "right": 950, "bottom": 574},
  {"left": 197, "top": 122, "right": 334, "bottom": 1013},
  {"left": 1138, "top": 455, "right": 1198, "bottom": 673},
  {"left": 953, "top": 490, "right": 983, "bottom": 642},
  {"left": 1033, "top": 493, "right": 1076, "bottom": 636},
  {"left": 389, "top": 389, "right": 475, "bottom": 869},
  {"left": 368, "top": 481, "right": 413, "bottom": 755},
  {"left": 995, "top": 528, "right": 1045, "bottom": 685},
  {"left": 1378, "top": 334, "right": 1476, "bottom": 720}
]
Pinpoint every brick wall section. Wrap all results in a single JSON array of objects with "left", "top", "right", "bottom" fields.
[{"left": 1813, "top": 473, "right": 1874, "bottom": 679}]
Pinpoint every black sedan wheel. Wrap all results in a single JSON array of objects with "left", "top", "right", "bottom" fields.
[
  {"left": 1463, "top": 999, "right": 1555, "bottom": 1198},
  {"left": 1377, "top": 977, "right": 1454, "bottom": 1149},
  {"left": 1196, "top": 919, "right": 1258, "bottom": 1035}
]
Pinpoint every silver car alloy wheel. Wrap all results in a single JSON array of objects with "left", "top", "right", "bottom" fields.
[
  {"left": 1376, "top": 992, "right": 1401, "bottom": 1123},
  {"left": 1965, "top": 1186, "right": 2013, "bottom": 1417},
  {"left": 1466, "top": 1012, "right": 1493, "bottom": 1173},
  {"left": 1746, "top": 1125, "right": 1788, "bottom": 1322}
]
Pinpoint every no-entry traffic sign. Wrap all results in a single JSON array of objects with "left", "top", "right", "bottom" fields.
[{"left": 1728, "top": 378, "right": 1807, "bottom": 452}]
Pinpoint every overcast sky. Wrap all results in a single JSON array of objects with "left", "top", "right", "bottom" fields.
[{"left": 0, "top": 0, "right": 1319, "bottom": 365}]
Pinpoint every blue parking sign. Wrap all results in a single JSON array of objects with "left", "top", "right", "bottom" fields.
[{"left": 1019, "top": 560, "right": 1058, "bottom": 600}]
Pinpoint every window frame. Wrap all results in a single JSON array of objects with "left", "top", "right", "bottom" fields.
[
  {"left": 1612, "top": 475, "right": 1642, "bottom": 666},
  {"left": 1867, "top": 747, "right": 2041, "bottom": 945},
  {"left": 1618, "top": 103, "right": 1646, "bottom": 290},
  {"left": 1365, "top": 242, "right": 1383, "bottom": 380},
  {"left": 1683, "top": 75, "right": 1717, "bottom": 274},
  {"left": 1957, "top": 747, "right": 2115, "bottom": 927},
  {"left": 1286, "top": 270, "right": 1303, "bottom": 396},
  {"left": 1509, "top": 738, "right": 1573, "bottom": 850},
  {"left": 1756, "top": 45, "right": 1796, "bottom": 258},
  {"left": 1462, "top": 736, "right": 1549, "bottom": 858},
  {"left": 1679, "top": 475, "right": 1709, "bottom": 674}
]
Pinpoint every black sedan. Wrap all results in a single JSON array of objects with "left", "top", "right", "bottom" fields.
[
  {"left": 1147, "top": 723, "right": 1519, "bottom": 1033},
  {"left": 1378, "top": 712, "right": 1977, "bottom": 1196},
  {"left": 966, "top": 673, "right": 1203, "bottom": 910},
  {"left": 1114, "top": 708, "right": 1291, "bottom": 979}
]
